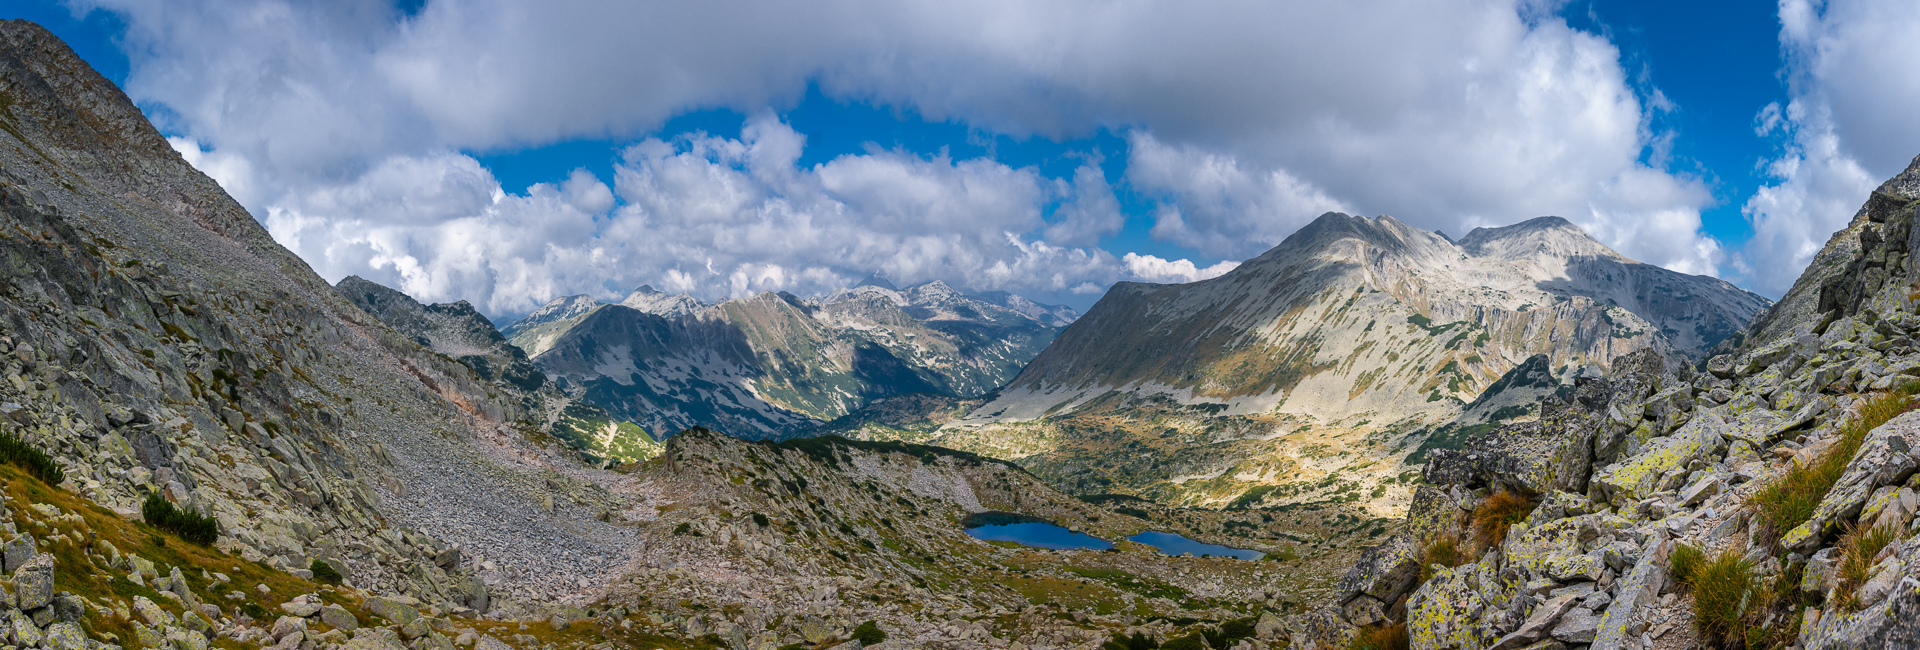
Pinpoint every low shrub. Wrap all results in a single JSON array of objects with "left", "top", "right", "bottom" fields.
[
  {"left": 1349, "top": 622, "right": 1409, "bottom": 650},
  {"left": 1471, "top": 489, "right": 1536, "bottom": 552},
  {"left": 851, "top": 621, "right": 887, "bottom": 645},
  {"left": 0, "top": 432, "right": 63, "bottom": 485},
  {"left": 751, "top": 512, "right": 770, "bottom": 527},
  {"left": 1751, "top": 384, "right": 1919, "bottom": 540},
  {"left": 142, "top": 493, "right": 217, "bottom": 545},
  {"left": 1159, "top": 633, "right": 1207, "bottom": 650},
  {"left": 310, "top": 559, "right": 343, "bottom": 585}
]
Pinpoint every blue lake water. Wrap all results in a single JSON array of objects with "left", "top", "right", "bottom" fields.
[
  {"left": 1126, "top": 531, "right": 1264, "bottom": 560},
  {"left": 965, "top": 523, "right": 1115, "bottom": 550}
]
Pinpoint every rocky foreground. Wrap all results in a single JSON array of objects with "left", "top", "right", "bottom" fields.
[{"left": 1304, "top": 157, "right": 1920, "bottom": 649}]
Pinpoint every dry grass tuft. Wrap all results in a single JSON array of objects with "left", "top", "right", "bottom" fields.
[
  {"left": 1831, "top": 523, "right": 1898, "bottom": 612},
  {"left": 1419, "top": 534, "right": 1466, "bottom": 582},
  {"left": 1471, "top": 489, "right": 1536, "bottom": 552},
  {"left": 1680, "top": 547, "right": 1758, "bottom": 647},
  {"left": 1348, "top": 622, "right": 1409, "bottom": 650}
]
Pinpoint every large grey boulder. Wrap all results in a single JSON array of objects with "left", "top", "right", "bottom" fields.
[
  {"left": 1, "top": 532, "right": 36, "bottom": 572},
  {"left": 1335, "top": 534, "right": 1422, "bottom": 607},
  {"left": 1798, "top": 538, "right": 1920, "bottom": 649},
  {"left": 1591, "top": 532, "right": 1670, "bottom": 650},
  {"left": 12, "top": 552, "right": 54, "bottom": 610},
  {"left": 1594, "top": 410, "right": 1729, "bottom": 506}
]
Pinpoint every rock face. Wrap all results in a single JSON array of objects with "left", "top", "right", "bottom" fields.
[
  {"left": 0, "top": 18, "right": 638, "bottom": 613},
  {"left": 1298, "top": 153, "right": 1920, "bottom": 650},
  {"left": 935, "top": 214, "right": 1766, "bottom": 507},
  {"left": 508, "top": 281, "right": 1075, "bottom": 440}
]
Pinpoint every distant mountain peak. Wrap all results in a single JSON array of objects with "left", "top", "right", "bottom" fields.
[
  {"left": 855, "top": 272, "right": 898, "bottom": 291},
  {"left": 619, "top": 285, "right": 706, "bottom": 319}
]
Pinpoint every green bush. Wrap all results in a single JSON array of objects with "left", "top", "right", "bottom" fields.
[
  {"left": 310, "top": 559, "right": 343, "bottom": 585},
  {"left": 851, "top": 621, "right": 886, "bottom": 645},
  {"left": 1160, "top": 633, "right": 1207, "bottom": 650},
  {"left": 142, "top": 493, "right": 217, "bottom": 545},
  {"left": 751, "top": 512, "right": 770, "bottom": 527},
  {"left": 0, "top": 431, "right": 63, "bottom": 485},
  {"left": 1105, "top": 632, "right": 1160, "bottom": 650}
]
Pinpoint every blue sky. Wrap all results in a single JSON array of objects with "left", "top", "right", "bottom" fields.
[{"left": 12, "top": 1, "right": 1920, "bottom": 316}]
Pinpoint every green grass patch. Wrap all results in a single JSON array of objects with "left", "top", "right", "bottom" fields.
[
  {"left": 1832, "top": 523, "right": 1898, "bottom": 612},
  {"left": 1750, "top": 383, "right": 1920, "bottom": 541}
]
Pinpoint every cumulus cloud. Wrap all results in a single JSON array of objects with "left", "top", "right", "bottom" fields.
[
  {"left": 1733, "top": 0, "right": 1920, "bottom": 297},
  {"left": 83, "top": 0, "right": 1732, "bottom": 310},
  {"left": 1122, "top": 253, "right": 1239, "bottom": 285}
]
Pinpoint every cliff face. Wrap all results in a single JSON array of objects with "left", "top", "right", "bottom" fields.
[{"left": 1300, "top": 155, "right": 1920, "bottom": 650}]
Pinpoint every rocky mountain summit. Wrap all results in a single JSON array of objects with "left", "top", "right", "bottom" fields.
[
  {"left": 1295, "top": 154, "right": 1920, "bottom": 650},
  {"left": 932, "top": 213, "right": 1769, "bottom": 509},
  {"left": 502, "top": 281, "right": 1075, "bottom": 441}
]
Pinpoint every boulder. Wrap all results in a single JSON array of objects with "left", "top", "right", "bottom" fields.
[
  {"left": 1405, "top": 486, "right": 1465, "bottom": 544},
  {"left": 1336, "top": 534, "right": 1422, "bottom": 605},
  {"left": 320, "top": 604, "right": 360, "bottom": 631},
  {"left": 1341, "top": 595, "right": 1386, "bottom": 627},
  {"left": 12, "top": 552, "right": 54, "bottom": 610},
  {"left": 1594, "top": 410, "right": 1728, "bottom": 505},
  {"left": 474, "top": 635, "right": 514, "bottom": 650},
  {"left": 2, "top": 532, "right": 36, "bottom": 572},
  {"left": 364, "top": 596, "right": 421, "bottom": 625},
  {"left": 270, "top": 616, "right": 308, "bottom": 641},
  {"left": 1680, "top": 475, "right": 1723, "bottom": 506},
  {"left": 41, "top": 622, "right": 87, "bottom": 650},
  {"left": 1407, "top": 556, "right": 1496, "bottom": 650},
  {"left": 282, "top": 600, "right": 323, "bottom": 617},
  {"left": 1550, "top": 609, "right": 1599, "bottom": 644},
  {"left": 1297, "top": 605, "right": 1354, "bottom": 650},
  {"left": 1796, "top": 539, "right": 1920, "bottom": 649},
  {"left": 12, "top": 616, "right": 43, "bottom": 648},
  {"left": 133, "top": 595, "right": 174, "bottom": 626},
  {"left": 1488, "top": 593, "right": 1581, "bottom": 650},
  {"left": 1591, "top": 532, "right": 1670, "bottom": 650},
  {"left": 1782, "top": 411, "right": 1920, "bottom": 552}
]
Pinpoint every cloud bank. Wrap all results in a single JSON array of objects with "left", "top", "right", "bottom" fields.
[
  {"left": 87, "top": 0, "right": 1739, "bottom": 312},
  {"left": 1735, "top": 0, "right": 1920, "bottom": 296}
]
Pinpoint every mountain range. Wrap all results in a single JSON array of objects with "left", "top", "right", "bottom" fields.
[
  {"left": 927, "top": 213, "right": 1770, "bottom": 509},
  {"left": 11, "top": 18, "right": 1920, "bottom": 650},
  {"left": 497, "top": 279, "right": 1076, "bottom": 441}
]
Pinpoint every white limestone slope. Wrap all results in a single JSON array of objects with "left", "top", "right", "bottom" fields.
[{"left": 953, "top": 213, "right": 1770, "bottom": 433}]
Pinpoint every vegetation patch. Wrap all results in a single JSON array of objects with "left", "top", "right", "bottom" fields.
[
  {"left": 960, "top": 511, "right": 1052, "bottom": 528},
  {"left": 1419, "top": 534, "right": 1466, "bottom": 582},
  {"left": 1470, "top": 489, "right": 1535, "bottom": 552},
  {"left": 1348, "top": 622, "right": 1409, "bottom": 650},
  {"left": 0, "top": 431, "right": 63, "bottom": 485},
  {"left": 310, "top": 559, "right": 344, "bottom": 585},
  {"left": 1831, "top": 523, "right": 1898, "bottom": 612},
  {"left": 1751, "top": 383, "right": 1920, "bottom": 539},
  {"left": 1672, "top": 546, "right": 1761, "bottom": 647},
  {"left": 142, "top": 492, "right": 218, "bottom": 545}
]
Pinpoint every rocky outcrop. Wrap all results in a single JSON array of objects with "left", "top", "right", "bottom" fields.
[{"left": 1298, "top": 153, "right": 1920, "bottom": 650}]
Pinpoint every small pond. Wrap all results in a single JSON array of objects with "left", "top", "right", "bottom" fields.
[
  {"left": 962, "top": 512, "right": 1114, "bottom": 550},
  {"left": 1126, "top": 531, "right": 1264, "bottom": 560}
]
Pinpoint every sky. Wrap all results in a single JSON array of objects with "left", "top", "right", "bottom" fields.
[{"left": 9, "top": 0, "right": 1920, "bottom": 318}]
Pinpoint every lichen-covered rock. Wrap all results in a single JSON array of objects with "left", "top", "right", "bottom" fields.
[
  {"left": 364, "top": 596, "right": 420, "bottom": 625},
  {"left": 12, "top": 617, "right": 43, "bottom": 648},
  {"left": 1590, "top": 533, "right": 1669, "bottom": 650},
  {"left": 474, "top": 635, "right": 513, "bottom": 650},
  {"left": 12, "top": 552, "right": 53, "bottom": 610},
  {"left": 1782, "top": 411, "right": 1920, "bottom": 552},
  {"left": 320, "top": 604, "right": 360, "bottom": 631},
  {"left": 1594, "top": 410, "right": 1728, "bottom": 506},
  {"left": 1549, "top": 608, "right": 1599, "bottom": 644},
  {"left": 1425, "top": 378, "right": 1612, "bottom": 495},
  {"left": 1488, "top": 593, "right": 1581, "bottom": 650},
  {"left": 1407, "top": 554, "right": 1503, "bottom": 650},
  {"left": 1297, "top": 605, "right": 1355, "bottom": 650},
  {"left": 1, "top": 532, "right": 36, "bottom": 572},
  {"left": 1502, "top": 514, "right": 1628, "bottom": 583},
  {"left": 41, "top": 622, "right": 86, "bottom": 650},
  {"left": 1336, "top": 534, "right": 1421, "bottom": 606},
  {"left": 1405, "top": 486, "right": 1465, "bottom": 544},
  {"left": 1798, "top": 539, "right": 1920, "bottom": 649}
]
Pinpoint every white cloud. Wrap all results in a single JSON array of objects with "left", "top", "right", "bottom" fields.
[
  {"left": 1732, "top": 0, "right": 1920, "bottom": 297},
  {"left": 82, "top": 0, "right": 1732, "bottom": 309},
  {"left": 1122, "top": 253, "right": 1239, "bottom": 285}
]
